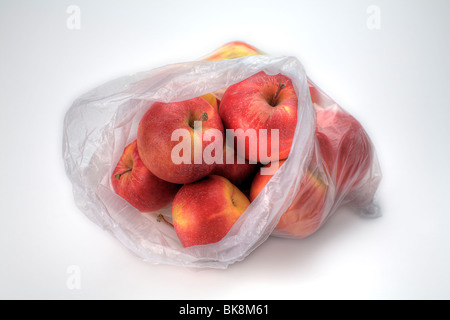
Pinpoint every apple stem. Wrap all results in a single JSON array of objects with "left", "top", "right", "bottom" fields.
[
  {"left": 271, "top": 82, "right": 286, "bottom": 106},
  {"left": 114, "top": 168, "right": 132, "bottom": 180},
  {"left": 157, "top": 214, "right": 174, "bottom": 228},
  {"left": 200, "top": 112, "right": 208, "bottom": 121}
]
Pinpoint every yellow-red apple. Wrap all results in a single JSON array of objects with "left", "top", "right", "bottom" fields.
[
  {"left": 250, "top": 161, "right": 328, "bottom": 238},
  {"left": 111, "top": 140, "right": 180, "bottom": 212},
  {"left": 137, "top": 97, "right": 224, "bottom": 184},
  {"left": 204, "top": 41, "right": 264, "bottom": 61},
  {"left": 219, "top": 71, "right": 298, "bottom": 163},
  {"left": 172, "top": 175, "right": 250, "bottom": 247},
  {"left": 201, "top": 93, "right": 219, "bottom": 112}
]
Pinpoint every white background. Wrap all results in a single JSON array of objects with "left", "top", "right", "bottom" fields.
[{"left": 1, "top": 0, "right": 450, "bottom": 299}]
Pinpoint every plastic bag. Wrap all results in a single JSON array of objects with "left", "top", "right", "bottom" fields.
[
  {"left": 63, "top": 47, "right": 381, "bottom": 268},
  {"left": 202, "top": 42, "right": 381, "bottom": 239},
  {"left": 267, "top": 80, "right": 382, "bottom": 239}
]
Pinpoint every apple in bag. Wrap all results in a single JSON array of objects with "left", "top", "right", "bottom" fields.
[
  {"left": 137, "top": 97, "right": 224, "bottom": 184},
  {"left": 250, "top": 160, "right": 329, "bottom": 238},
  {"left": 219, "top": 71, "right": 298, "bottom": 163},
  {"left": 316, "top": 108, "right": 373, "bottom": 196},
  {"left": 111, "top": 140, "right": 180, "bottom": 212},
  {"left": 172, "top": 175, "right": 250, "bottom": 247}
]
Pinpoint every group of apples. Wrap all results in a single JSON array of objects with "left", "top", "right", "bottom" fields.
[{"left": 111, "top": 42, "right": 373, "bottom": 247}]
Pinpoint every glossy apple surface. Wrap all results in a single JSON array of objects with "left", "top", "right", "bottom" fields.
[
  {"left": 219, "top": 71, "right": 298, "bottom": 163},
  {"left": 172, "top": 175, "right": 250, "bottom": 247},
  {"left": 137, "top": 97, "right": 224, "bottom": 184},
  {"left": 111, "top": 140, "right": 180, "bottom": 212}
]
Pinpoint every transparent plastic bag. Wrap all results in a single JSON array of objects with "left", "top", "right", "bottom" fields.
[
  {"left": 63, "top": 55, "right": 318, "bottom": 268},
  {"left": 200, "top": 42, "right": 381, "bottom": 239},
  {"left": 63, "top": 51, "right": 381, "bottom": 268},
  {"left": 268, "top": 80, "right": 382, "bottom": 239}
]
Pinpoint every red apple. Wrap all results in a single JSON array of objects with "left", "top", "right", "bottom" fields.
[
  {"left": 111, "top": 140, "right": 180, "bottom": 212},
  {"left": 172, "top": 175, "right": 250, "bottom": 247},
  {"left": 316, "top": 108, "right": 373, "bottom": 195},
  {"left": 137, "top": 97, "right": 224, "bottom": 184},
  {"left": 314, "top": 130, "right": 335, "bottom": 177},
  {"left": 250, "top": 160, "right": 328, "bottom": 238},
  {"left": 212, "top": 138, "right": 258, "bottom": 187},
  {"left": 219, "top": 71, "right": 298, "bottom": 163}
]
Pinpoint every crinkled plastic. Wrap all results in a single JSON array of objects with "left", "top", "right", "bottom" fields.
[
  {"left": 269, "top": 79, "right": 382, "bottom": 239},
  {"left": 63, "top": 53, "right": 381, "bottom": 268}
]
